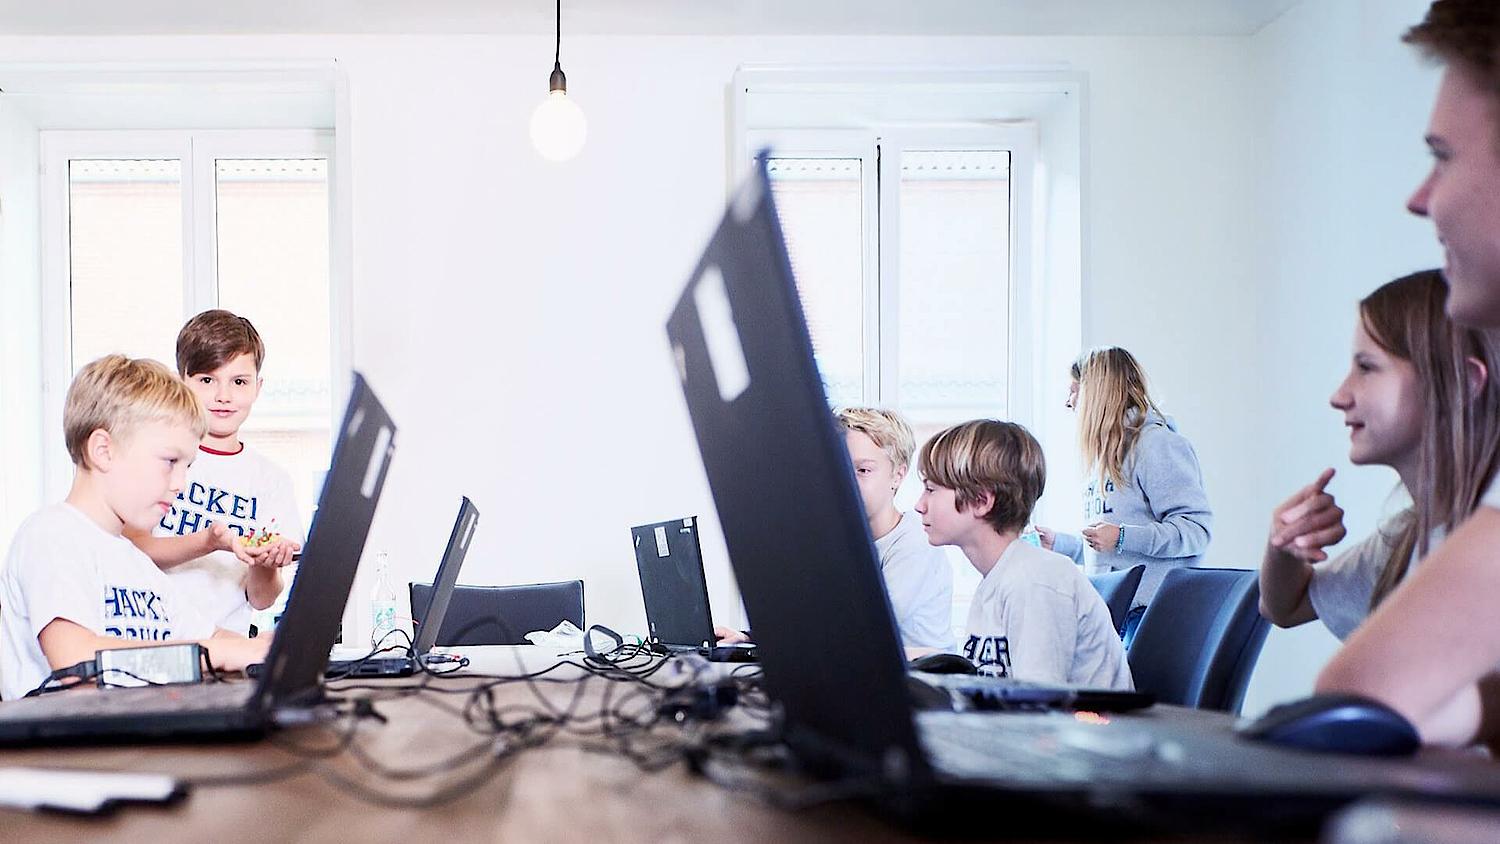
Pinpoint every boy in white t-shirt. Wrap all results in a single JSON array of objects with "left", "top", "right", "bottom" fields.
[
  {"left": 0, "top": 356, "right": 271, "bottom": 699},
  {"left": 914, "top": 419, "right": 1132, "bottom": 689},
  {"left": 835, "top": 407, "right": 953, "bottom": 651},
  {"left": 127, "top": 310, "right": 302, "bottom": 635}
]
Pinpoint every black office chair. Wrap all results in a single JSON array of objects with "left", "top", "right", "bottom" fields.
[
  {"left": 409, "top": 580, "right": 585, "bottom": 646},
  {"left": 1088, "top": 564, "right": 1146, "bottom": 636},
  {"left": 1126, "top": 567, "right": 1271, "bottom": 714}
]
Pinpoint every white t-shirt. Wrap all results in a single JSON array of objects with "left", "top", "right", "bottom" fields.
[
  {"left": 873, "top": 511, "right": 954, "bottom": 651},
  {"left": 1, "top": 503, "right": 216, "bottom": 700},
  {"left": 1307, "top": 513, "right": 1443, "bottom": 641},
  {"left": 151, "top": 444, "right": 303, "bottom": 635},
  {"left": 962, "top": 540, "right": 1134, "bottom": 690}
]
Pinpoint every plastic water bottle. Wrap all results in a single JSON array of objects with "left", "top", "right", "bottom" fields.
[
  {"left": 1020, "top": 526, "right": 1042, "bottom": 548},
  {"left": 370, "top": 551, "right": 398, "bottom": 650}
]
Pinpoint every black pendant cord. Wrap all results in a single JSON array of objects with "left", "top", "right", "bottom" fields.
[{"left": 554, "top": 0, "right": 562, "bottom": 68}]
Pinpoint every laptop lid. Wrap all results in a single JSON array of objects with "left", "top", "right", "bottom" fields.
[
  {"left": 665, "top": 156, "right": 930, "bottom": 781},
  {"left": 250, "top": 373, "right": 397, "bottom": 709},
  {"left": 411, "top": 497, "right": 481, "bottom": 655},
  {"left": 631, "top": 516, "right": 714, "bottom": 649}
]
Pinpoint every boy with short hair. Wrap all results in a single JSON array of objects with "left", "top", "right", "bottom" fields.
[
  {"left": 835, "top": 407, "right": 953, "bottom": 651},
  {"left": 0, "top": 355, "right": 270, "bottom": 700},
  {"left": 127, "top": 310, "right": 302, "bottom": 635},
  {"left": 915, "top": 419, "right": 1131, "bottom": 688}
]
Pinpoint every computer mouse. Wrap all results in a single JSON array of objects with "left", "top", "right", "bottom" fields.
[
  {"left": 1236, "top": 693, "right": 1421, "bottom": 756},
  {"left": 908, "top": 653, "right": 978, "bottom": 675}
]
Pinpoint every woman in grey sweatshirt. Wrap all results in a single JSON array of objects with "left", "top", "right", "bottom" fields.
[{"left": 1038, "top": 348, "right": 1213, "bottom": 608}]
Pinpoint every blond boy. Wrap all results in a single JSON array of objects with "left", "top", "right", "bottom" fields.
[
  {"left": 0, "top": 356, "right": 270, "bottom": 699},
  {"left": 127, "top": 311, "right": 302, "bottom": 635},
  {"left": 835, "top": 407, "right": 953, "bottom": 651},
  {"left": 915, "top": 420, "right": 1131, "bottom": 688}
]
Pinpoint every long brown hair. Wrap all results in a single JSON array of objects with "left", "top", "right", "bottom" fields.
[
  {"left": 1362, "top": 270, "right": 1500, "bottom": 608},
  {"left": 1073, "top": 347, "right": 1164, "bottom": 488}
]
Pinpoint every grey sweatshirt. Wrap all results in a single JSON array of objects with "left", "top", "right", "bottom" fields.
[{"left": 1052, "top": 411, "right": 1213, "bottom": 605}]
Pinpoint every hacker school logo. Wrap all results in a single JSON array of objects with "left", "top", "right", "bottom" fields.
[{"left": 963, "top": 635, "right": 1012, "bottom": 677}]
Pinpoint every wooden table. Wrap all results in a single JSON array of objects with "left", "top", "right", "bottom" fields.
[
  {"left": 1, "top": 647, "right": 1493, "bottom": 843},
  {"left": 0, "top": 647, "right": 927, "bottom": 843}
]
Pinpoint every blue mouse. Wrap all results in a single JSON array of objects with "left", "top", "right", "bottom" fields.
[{"left": 1237, "top": 693, "right": 1421, "bottom": 756}]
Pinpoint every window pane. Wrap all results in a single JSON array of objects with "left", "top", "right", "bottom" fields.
[
  {"left": 214, "top": 158, "right": 332, "bottom": 521},
  {"left": 896, "top": 150, "right": 1011, "bottom": 440},
  {"left": 68, "top": 159, "right": 184, "bottom": 371},
  {"left": 766, "top": 157, "right": 864, "bottom": 407}
]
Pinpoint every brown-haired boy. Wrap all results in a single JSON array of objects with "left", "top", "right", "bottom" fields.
[
  {"left": 915, "top": 420, "right": 1131, "bottom": 688},
  {"left": 0, "top": 356, "right": 270, "bottom": 699},
  {"left": 126, "top": 310, "right": 302, "bottom": 635}
]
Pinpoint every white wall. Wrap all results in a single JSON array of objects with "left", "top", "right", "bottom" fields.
[
  {"left": 1236, "top": 0, "right": 1441, "bottom": 716},
  {"left": 0, "top": 99, "right": 43, "bottom": 550}
]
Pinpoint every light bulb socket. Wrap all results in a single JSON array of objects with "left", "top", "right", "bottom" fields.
[{"left": 549, "top": 62, "right": 567, "bottom": 94}]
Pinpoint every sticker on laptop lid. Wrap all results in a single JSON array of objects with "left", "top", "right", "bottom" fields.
[
  {"left": 693, "top": 265, "right": 750, "bottom": 403},
  {"left": 360, "top": 425, "right": 393, "bottom": 499},
  {"left": 654, "top": 526, "right": 670, "bottom": 558}
]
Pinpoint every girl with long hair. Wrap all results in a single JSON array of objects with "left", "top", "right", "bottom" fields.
[
  {"left": 1038, "top": 347, "right": 1213, "bottom": 615},
  {"left": 1260, "top": 270, "right": 1500, "bottom": 639}
]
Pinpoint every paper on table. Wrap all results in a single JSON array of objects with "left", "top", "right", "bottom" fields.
[{"left": 0, "top": 767, "right": 183, "bottom": 814}]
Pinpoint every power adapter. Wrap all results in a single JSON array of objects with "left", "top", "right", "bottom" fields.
[{"left": 96, "top": 643, "right": 204, "bottom": 688}]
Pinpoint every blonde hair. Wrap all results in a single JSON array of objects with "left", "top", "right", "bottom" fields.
[
  {"left": 65, "top": 355, "right": 207, "bottom": 469},
  {"left": 1073, "top": 347, "right": 1164, "bottom": 488},
  {"left": 834, "top": 406, "right": 916, "bottom": 471},
  {"left": 918, "top": 420, "right": 1046, "bottom": 533}
]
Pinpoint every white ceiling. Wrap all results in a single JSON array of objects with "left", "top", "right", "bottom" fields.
[{"left": 0, "top": 0, "right": 1303, "bottom": 38}]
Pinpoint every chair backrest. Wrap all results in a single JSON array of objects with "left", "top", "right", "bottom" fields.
[
  {"left": 409, "top": 580, "right": 585, "bottom": 647},
  {"left": 1126, "top": 567, "right": 1271, "bottom": 714},
  {"left": 1087, "top": 565, "right": 1146, "bottom": 635}
]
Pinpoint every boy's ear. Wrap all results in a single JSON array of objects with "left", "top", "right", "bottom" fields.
[
  {"left": 1466, "top": 356, "right": 1489, "bottom": 400},
  {"left": 969, "top": 489, "right": 996, "bottom": 520},
  {"left": 254, "top": 375, "right": 264, "bottom": 399},
  {"left": 85, "top": 428, "right": 115, "bottom": 471},
  {"left": 892, "top": 462, "right": 908, "bottom": 489}
]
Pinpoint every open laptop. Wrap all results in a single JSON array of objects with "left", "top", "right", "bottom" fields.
[
  {"left": 664, "top": 158, "right": 1500, "bottom": 834},
  {"left": 323, "top": 497, "right": 480, "bottom": 678},
  {"left": 0, "top": 373, "right": 396, "bottom": 745},
  {"left": 631, "top": 516, "right": 754, "bottom": 661}
]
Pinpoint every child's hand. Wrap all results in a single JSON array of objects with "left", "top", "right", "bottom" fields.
[
  {"left": 1035, "top": 526, "right": 1057, "bottom": 551},
  {"left": 209, "top": 524, "right": 259, "bottom": 565},
  {"left": 207, "top": 632, "right": 272, "bottom": 673},
  {"left": 714, "top": 626, "right": 750, "bottom": 645},
  {"left": 1081, "top": 522, "right": 1121, "bottom": 553},
  {"left": 245, "top": 539, "right": 300, "bottom": 570},
  {"left": 1269, "top": 468, "right": 1345, "bottom": 562}
]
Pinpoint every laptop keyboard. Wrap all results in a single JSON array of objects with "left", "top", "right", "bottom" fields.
[
  {"left": 917, "top": 711, "right": 1219, "bottom": 787},
  {"left": 0, "top": 681, "right": 255, "bottom": 722},
  {"left": 910, "top": 673, "right": 1150, "bottom": 712}
]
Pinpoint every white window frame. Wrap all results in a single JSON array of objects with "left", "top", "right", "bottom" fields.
[
  {"left": 732, "top": 65, "right": 1085, "bottom": 532},
  {"left": 745, "top": 125, "right": 1036, "bottom": 420},
  {"left": 38, "top": 128, "right": 339, "bottom": 501}
]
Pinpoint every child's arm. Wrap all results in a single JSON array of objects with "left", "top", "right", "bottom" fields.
[
  {"left": 1317, "top": 507, "right": 1500, "bottom": 745},
  {"left": 1260, "top": 469, "right": 1346, "bottom": 627},
  {"left": 1116, "top": 430, "right": 1212, "bottom": 559},
  {"left": 242, "top": 539, "right": 298, "bottom": 610},
  {"left": 1042, "top": 530, "right": 1086, "bottom": 565},
  {"left": 126, "top": 523, "right": 255, "bottom": 570},
  {"left": 37, "top": 618, "right": 271, "bottom": 676}
]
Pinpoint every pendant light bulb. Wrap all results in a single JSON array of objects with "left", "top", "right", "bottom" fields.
[{"left": 531, "top": 2, "right": 586, "bottom": 162}]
